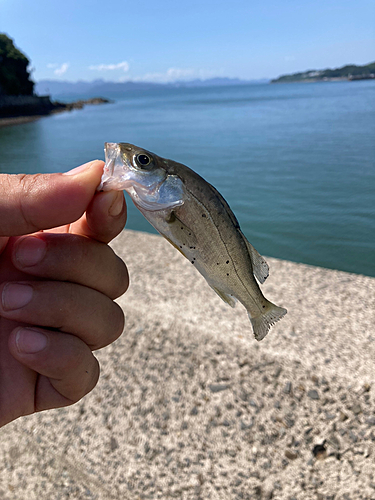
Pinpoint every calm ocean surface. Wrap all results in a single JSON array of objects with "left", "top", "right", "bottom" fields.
[{"left": 1, "top": 81, "right": 374, "bottom": 277}]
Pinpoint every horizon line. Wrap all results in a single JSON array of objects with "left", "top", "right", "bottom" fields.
[{"left": 34, "top": 76, "right": 271, "bottom": 84}]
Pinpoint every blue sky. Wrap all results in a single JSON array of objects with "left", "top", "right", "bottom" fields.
[{"left": 1, "top": 0, "right": 374, "bottom": 82}]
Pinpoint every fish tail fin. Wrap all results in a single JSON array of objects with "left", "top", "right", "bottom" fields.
[{"left": 248, "top": 301, "right": 287, "bottom": 341}]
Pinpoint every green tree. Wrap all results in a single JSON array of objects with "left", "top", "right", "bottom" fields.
[{"left": 0, "top": 33, "right": 34, "bottom": 95}]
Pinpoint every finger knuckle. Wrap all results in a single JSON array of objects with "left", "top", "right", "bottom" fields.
[
  {"left": 83, "top": 357, "right": 100, "bottom": 396},
  {"left": 113, "top": 303, "right": 125, "bottom": 340},
  {"left": 18, "top": 174, "right": 47, "bottom": 233},
  {"left": 104, "top": 302, "right": 125, "bottom": 346},
  {"left": 69, "top": 350, "right": 100, "bottom": 400},
  {"left": 112, "top": 256, "right": 129, "bottom": 298}
]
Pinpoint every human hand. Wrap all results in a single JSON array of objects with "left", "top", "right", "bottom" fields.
[{"left": 0, "top": 161, "right": 128, "bottom": 427}]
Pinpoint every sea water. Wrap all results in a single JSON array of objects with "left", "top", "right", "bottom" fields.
[{"left": 0, "top": 80, "right": 374, "bottom": 277}]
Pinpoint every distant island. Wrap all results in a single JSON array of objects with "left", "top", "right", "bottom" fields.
[{"left": 271, "top": 61, "right": 375, "bottom": 83}]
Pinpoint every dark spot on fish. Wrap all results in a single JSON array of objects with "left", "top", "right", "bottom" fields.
[
  {"left": 189, "top": 233, "right": 191, "bottom": 236},
  {"left": 263, "top": 305, "right": 265, "bottom": 309},
  {"left": 227, "top": 273, "right": 229, "bottom": 276},
  {"left": 226, "top": 260, "right": 229, "bottom": 264},
  {"left": 179, "top": 246, "right": 182, "bottom": 249},
  {"left": 181, "top": 227, "right": 183, "bottom": 230},
  {"left": 202, "top": 214, "right": 206, "bottom": 218},
  {"left": 191, "top": 261, "right": 194, "bottom": 264},
  {"left": 217, "top": 263, "right": 219, "bottom": 265}
]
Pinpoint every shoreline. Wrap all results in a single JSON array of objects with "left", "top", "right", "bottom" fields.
[
  {"left": 0, "top": 96, "right": 112, "bottom": 128},
  {"left": 1, "top": 229, "right": 374, "bottom": 499},
  {"left": 0, "top": 114, "right": 46, "bottom": 127}
]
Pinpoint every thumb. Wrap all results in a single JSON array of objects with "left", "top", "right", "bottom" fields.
[{"left": 0, "top": 160, "right": 104, "bottom": 237}]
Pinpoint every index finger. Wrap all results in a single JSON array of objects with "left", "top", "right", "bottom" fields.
[{"left": 0, "top": 161, "right": 104, "bottom": 237}]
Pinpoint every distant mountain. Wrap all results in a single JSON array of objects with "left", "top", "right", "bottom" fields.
[
  {"left": 271, "top": 62, "right": 375, "bottom": 83},
  {"left": 35, "top": 79, "right": 105, "bottom": 96},
  {"left": 35, "top": 79, "right": 163, "bottom": 97},
  {"left": 35, "top": 77, "right": 269, "bottom": 99},
  {"left": 168, "top": 77, "right": 269, "bottom": 87}
]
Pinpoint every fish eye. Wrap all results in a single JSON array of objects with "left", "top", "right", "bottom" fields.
[{"left": 136, "top": 154, "right": 151, "bottom": 167}]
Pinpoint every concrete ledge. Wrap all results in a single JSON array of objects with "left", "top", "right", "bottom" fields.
[{"left": 1, "top": 229, "right": 374, "bottom": 499}]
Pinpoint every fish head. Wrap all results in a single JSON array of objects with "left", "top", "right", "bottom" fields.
[{"left": 99, "top": 142, "right": 185, "bottom": 211}]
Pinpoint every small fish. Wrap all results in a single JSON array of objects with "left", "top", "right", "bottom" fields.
[{"left": 99, "top": 143, "right": 287, "bottom": 340}]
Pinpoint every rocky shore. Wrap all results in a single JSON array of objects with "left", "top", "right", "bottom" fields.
[
  {"left": 51, "top": 96, "right": 112, "bottom": 113},
  {"left": 0, "top": 95, "right": 112, "bottom": 126},
  {"left": 0, "top": 229, "right": 374, "bottom": 499}
]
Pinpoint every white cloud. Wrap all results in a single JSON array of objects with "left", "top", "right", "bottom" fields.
[
  {"left": 89, "top": 61, "right": 129, "bottom": 72},
  {"left": 165, "top": 67, "right": 195, "bottom": 79},
  {"left": 54, "top": 63, "right": 70, "bottom": 76},
  {"left": 134, "top": 67, "right": 218, "bottom": 83}
]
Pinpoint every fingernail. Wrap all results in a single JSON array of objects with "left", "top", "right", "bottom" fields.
[
  {"left": 14, "top": 236, "right": 46, "bottom": 267},
  {"left": 15, "top": 328, "right": 47, "bottom": 354},
  {"left": 63, "top": 160, "right": 97, "bottom": 176},
  {"left": 2, "top": 283, "right": 33, "bottom": 311},
  {"left": 109, "top": 191, "right": 124, "bottom": 217}
]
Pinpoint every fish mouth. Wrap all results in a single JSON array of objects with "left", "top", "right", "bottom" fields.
[
  {"left": 104, "top": 142, "right": 120, "bottom": 172},
  {"left": 99, "top": 142, "right": 185, "bottom": 212},
  {"left": 98, "top": 142, "right": 139, "bottom": 191},
  {"left": 104, "top": 141, "right": 129, "bottom": 174}
]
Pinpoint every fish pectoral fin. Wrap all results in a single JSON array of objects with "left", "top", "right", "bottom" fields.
[
  {"left": 244, "top": 238, "right": 269, "bottom": 284},
  {"left": 164, "top": 236, "right": 188, "bottom": 258},
  {"left": 210, "top": 285, "right": 237, "bottom": 308},
  {"left": 166, "top": 211, "right": 198, "bottom": 249}
]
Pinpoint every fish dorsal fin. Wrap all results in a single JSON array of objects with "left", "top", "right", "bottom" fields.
[
  {"left": 243, "top": 238, "right": 269, "bottom": 284},
  {"left": 207, "top": 184, "right": 269, "bottom": 284},
  {"left": 208, "top": 183, "right": 269, "bottom": 284},
  {"left": 208, "top": 184, "right": 240, "bottom": 229}
]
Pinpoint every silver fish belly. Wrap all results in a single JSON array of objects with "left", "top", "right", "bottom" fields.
[{"left": 99, "top": 142, "right": 287, "bottom": 340}]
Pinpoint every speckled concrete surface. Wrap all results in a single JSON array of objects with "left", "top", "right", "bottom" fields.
[{"left": 1, "top": 229, "right": 375, "bottom": 500}]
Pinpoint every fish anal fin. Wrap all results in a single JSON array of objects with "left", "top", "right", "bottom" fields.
[
  {"left": 243, "top": 238, "right": 269, "bottom": 284},
  {"left": 211, "top": 285, "right": 237, "bottom": 308}
]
